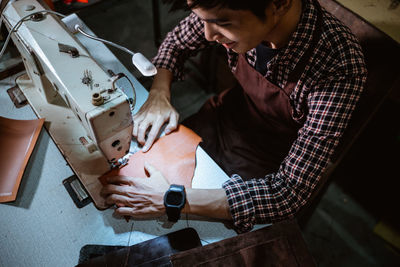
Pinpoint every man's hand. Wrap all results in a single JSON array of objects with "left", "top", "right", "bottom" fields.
[
  {"left": 101, "top": 162, "right": 170, "bottom": 219},
  {"left": 133, "top": 90, "right": 179, "bottom": 153},
  {"left": 133, "top": 68, "right": 177, "bottom": 152}
]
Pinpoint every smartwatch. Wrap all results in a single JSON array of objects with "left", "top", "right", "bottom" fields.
[{"left": 164, "top": 184, "right": 186, "bottom": 222}]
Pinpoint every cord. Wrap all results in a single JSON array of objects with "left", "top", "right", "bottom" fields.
[
  {"left": 75, "top": 25, "right": 135, "bottom": 56},
  {"left": 0, "top": 10, "right": 66, "bottom": 60},
  {"left": 75, "top": 24, "right": 157, "bottom": 77},
  {"left": 111, "top": 72, "right": 136, "bottom": 111}
]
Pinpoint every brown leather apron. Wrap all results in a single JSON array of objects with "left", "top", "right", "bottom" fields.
[{"left": 184, "top": 1, "right": 322, "bottom": 179}]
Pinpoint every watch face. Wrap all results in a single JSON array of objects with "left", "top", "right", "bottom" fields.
[{"left": 166, "top": 191, "right": 183, "bottom": 206}]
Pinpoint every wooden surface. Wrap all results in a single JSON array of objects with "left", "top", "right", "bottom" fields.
[{"left": 336, "top": 0, "right": 400, "bottom": 42}]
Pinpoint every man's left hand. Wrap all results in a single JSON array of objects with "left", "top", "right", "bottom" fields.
[{"left": 101, "top": 162, "right": 170, "bottom": 219}]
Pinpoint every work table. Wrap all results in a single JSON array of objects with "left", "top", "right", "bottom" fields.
[{"left": 0, "top": 15, "right": 262, "bottom": 267}]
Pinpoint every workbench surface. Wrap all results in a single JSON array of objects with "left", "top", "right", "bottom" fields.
[{"left": 0, "top": 16, "right": 262, "bottom": 267}]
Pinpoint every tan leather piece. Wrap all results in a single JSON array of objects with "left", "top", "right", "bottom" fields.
[
  {"left": 99, "top": 125, "right": 202, "bottom": 189},
  {"left": 0, "top": 116, "right": 44, "bottom": 202}
]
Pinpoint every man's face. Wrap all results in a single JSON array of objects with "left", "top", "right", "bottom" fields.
[{"left": 189, "top": 2, "right": 277, "bottom": 53}]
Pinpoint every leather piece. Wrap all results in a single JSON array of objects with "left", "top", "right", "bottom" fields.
[
  {"left": 99, "top": 125, "right": 202, "bottom": 189},
  {"left": 170, "top": 220, "right": 315, "bottom": 267},
  {"left": 0, "top": 116, "right": 44, "bottom": 202},
  {"left": 76, "top": 227, "right": 202, "bottom": 267}
]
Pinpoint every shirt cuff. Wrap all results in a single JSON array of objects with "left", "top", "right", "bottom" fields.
[{"left": 222, "top": 174, "right": 256, "bottom": 233}]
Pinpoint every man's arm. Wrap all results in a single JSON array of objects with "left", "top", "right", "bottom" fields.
[
  {"left": 183, "top": 188, "right": 232, "bottom": 220},
  {"left": 101, "top": 162, "right": 232, "bottom": 220},
  {"left": 133, "top": 12, "right": 208, "bottom": 151}
]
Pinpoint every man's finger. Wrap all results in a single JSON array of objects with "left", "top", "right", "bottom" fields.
[
  {"left": 115, "top": 207, "right": 156, "bottom": 219},
  {"left": 142, "top": 120, "right": 163, "bottom": 152},
  {"left": 105, "top": 194, "right": 130, "bottom": 205},
  {"left": 132, "top": 115, "right": 143, "bottom": 138},
  {"left": 101, "top": 184, "right": 129, "bottom": 197},
  {"left": 115, "top": 206, "right": 134, "bottom": 216},
  {"left": 165, "top": 113, "right": 178, "bottom": 134},
  {"left": 106, "top": 175, "right": 133, "bottom": 185},
  {"left": 137, "top": 121, "right": 151, "bottom": 145},
  {"left": 132, "top": 120, "right": 138, "bottom": 138}
]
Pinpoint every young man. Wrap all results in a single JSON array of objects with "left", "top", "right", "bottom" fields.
[{"left": 101, "top": 0, "right": 367, "bottom": 233}]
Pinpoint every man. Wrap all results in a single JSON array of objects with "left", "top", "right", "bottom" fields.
[{"left": 101, "top": 0, "right": 367, "bottom": 233}]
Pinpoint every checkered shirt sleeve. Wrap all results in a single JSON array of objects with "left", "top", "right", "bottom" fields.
[{"left": 152, "top": 12, "right": 208, "bottom": 80}]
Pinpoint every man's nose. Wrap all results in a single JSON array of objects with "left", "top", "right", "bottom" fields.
[{"left": 204, "top": 22, "right": 220, "bottom": 42}]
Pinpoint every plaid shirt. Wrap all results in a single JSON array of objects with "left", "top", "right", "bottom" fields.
[{"left": 153, "top": 0, "right": 367, "bottom": 233}]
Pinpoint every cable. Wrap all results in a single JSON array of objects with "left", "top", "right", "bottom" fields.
[
  {"left": 75, "top": 25, "right": 135, "bottom": 56},
  {"left": 75, "top": 25, "right": 157, "bottom": 77},
  {"left": 110, "top": 72, "right": 136, "bottom": 111},
  {"left": 0, "top": 10, "right": 66, "bottom": 60}
]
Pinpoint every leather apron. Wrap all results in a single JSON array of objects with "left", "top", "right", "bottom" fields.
[{"left": 184, "top": 1, "right": 322, "bottom": 179}]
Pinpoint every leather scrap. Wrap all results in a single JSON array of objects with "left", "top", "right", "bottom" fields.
[
  {"left": 99, "top": 125, "right": 202, "bottom": 189},
  {"left": 0, "top": 116, "right": 44, "bottom": 202}
]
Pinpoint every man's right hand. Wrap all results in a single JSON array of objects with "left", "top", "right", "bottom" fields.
[{"left": 133, "top": 85, "right": 179, "bottom": 152}]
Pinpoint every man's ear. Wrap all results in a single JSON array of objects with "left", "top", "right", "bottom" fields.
[{"left": 272, "top": 0, "right": 292, "bottom": 16}]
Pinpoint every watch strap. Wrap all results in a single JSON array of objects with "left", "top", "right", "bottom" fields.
[
  {"left": 164, "top": 184, "right": 185, "bottom": 222},
  {"left": 166, "top": 205, "right": 181, "bottom": 222}
]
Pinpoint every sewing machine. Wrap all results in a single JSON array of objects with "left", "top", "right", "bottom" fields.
[{"left": 1, "top": 0, "right": 136, "bottom": 208}]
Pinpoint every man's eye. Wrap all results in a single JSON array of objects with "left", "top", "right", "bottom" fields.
[{"left": 217, "top": 23, "right": 231, "bottom": 27}]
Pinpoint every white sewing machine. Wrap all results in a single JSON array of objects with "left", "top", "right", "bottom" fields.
[{"left": 1, "top": 0, "right": 142, "bottom": 208}]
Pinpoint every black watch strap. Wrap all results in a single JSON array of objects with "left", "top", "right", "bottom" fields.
[
  {"left": 166, "top": 205, "right": 181, "bottom": 222},
  {"left": 164, "top": 184, "right": 185, "bottom": 222}
]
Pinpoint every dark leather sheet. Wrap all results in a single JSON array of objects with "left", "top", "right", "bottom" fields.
[
  {"left": 0, "top": 116, "right": 44, "bottom": 202},
  {"left": 171, "top": 220, "right": 315, "bottom": 267}
]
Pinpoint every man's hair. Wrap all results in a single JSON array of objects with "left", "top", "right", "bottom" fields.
[{"left": 163, "top": 0, "right": 277, "bottom": 20}]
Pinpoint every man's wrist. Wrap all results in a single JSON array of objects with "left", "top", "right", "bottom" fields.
[
  {"left": 149, "top": 86, "right": 170, "bottom": 99},
  {"left": 178, "top": 188, "right": 232, "bottom": 220},
  {"left": 150, "top": 68, "right": 173, "bottom": 97}
]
